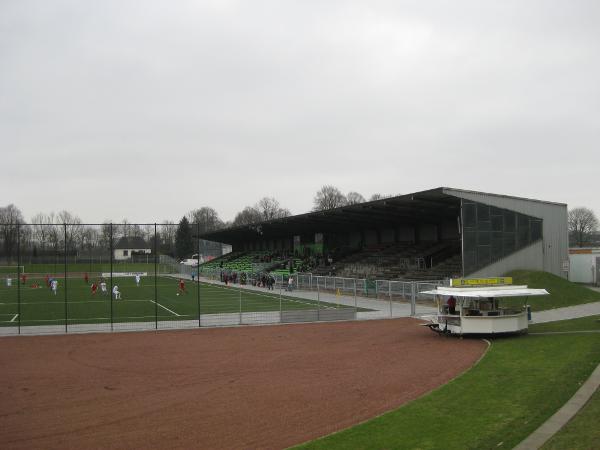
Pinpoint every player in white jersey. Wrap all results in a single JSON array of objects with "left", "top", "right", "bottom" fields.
[
  {"left": 112, "top": 285, "right": 121, "bottom": 300},
  {"left": 6, "top": 277, "right": 12, "bottom": 287},
  {"left": 51, "top": 279, "right": 58, "bottom": 295},
  {"left": 135, "top": 274, "right": 141, "bottom": 287},
  {"left": 100, "top": 280, "right": 107, "bottom": 295}
]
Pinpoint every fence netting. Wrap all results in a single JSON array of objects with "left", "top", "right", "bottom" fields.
[{"left": 0, "top": 223, "right": 448, "bottom": 335}]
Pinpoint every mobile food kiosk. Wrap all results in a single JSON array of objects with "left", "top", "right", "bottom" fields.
[{"left": 420, "top": 278, "right": 549, "bottom": 335}]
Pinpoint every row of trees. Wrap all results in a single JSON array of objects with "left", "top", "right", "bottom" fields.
[
  {"left": 5, "top": 190, "right": 597, "bottom": 261},
  {"left": 0, "top": 186, "right": 386, "bottom": 261},
  {"left": 0, "top": 205, "right": 180, "bottom": 261},
  {"left": 312, "top": 185, "right": 388, "bottom": 210}
]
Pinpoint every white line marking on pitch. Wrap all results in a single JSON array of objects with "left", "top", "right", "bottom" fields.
[
  {"left": 149, "top": 300, "right": 181, "bottom": 316},
  {"left": 10, "top": 314, "right": 18, "bottom": 322}
]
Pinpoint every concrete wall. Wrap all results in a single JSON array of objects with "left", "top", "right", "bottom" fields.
[
  {"left": 445, "top": 188, "right": 568, "bottom": 277},
  {"left": 469, "top": 240, "right": 544, "bottom": 278}
]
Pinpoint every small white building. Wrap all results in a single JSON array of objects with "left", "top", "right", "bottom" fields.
[
  {"left": 113, "top": 237, "right": 151, "bottom": 261},
  {"left": 568, "top": 248, "right": 600, "bottom": 285}
]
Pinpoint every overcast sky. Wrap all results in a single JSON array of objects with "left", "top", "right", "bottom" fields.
[{"left": 1, "top": 0, "right": 599, "bottom": 224}]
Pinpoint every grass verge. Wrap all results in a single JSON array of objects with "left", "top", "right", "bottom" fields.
[
  {"left": 530, "top": 315, "right": 600, "bottom": 333},
  {"left": 295, "top": 319, "right": 600, "bottom": 450},
  {"left": 541, "top": 388, "right": 600, "bottom": 450},
  {"left": 532, "top": 315, "right": 600, "bottom": 450},
  {"left": 505, "top": 270, "right": 600, "bottom": 311}
]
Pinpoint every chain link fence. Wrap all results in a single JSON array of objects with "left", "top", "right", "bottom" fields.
[{"left": 0, "top": 223, "right": 448, "bottom": 336}]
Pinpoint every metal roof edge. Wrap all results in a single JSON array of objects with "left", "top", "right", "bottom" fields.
[{"left": 442, "top": 187, "right": 567, "bottom": 207}]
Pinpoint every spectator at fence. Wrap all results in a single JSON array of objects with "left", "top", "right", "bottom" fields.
[
  {"left": 84, "top": 272, "right": 89, "bottom": 284},
  {"left": 287, "top": 276, "right": 293, "bottom": 291},
  {"left": 268, "top": 274, "right": 275, "bottom": 290}
]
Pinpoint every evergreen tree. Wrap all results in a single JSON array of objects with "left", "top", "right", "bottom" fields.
[{"left": 175, "top": 216, "right": 194, "bottom": 259}]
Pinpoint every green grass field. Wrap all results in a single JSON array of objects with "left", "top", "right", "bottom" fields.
[
  {"left": 0, "top": 274, "right": 356, "bottom": 328},
  {"left": 537, "top": 315, "right": 600, "bottom": 450},
  {"left": 0, "top": 262, "right": 175, "bottom": 275},
  {"left": 506, "top": 270, "right": 600, "bottom": 311},
  {"left": 296, "top": 317, "right": 600, "bottom": 450}
]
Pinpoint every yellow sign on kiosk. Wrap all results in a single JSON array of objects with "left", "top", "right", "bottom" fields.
[{"left": 450, "top": 277, "right": 513, "bottom": 287}]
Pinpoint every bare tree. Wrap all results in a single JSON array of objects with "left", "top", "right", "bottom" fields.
[
  {"left": 187, "top": 207, "right": 225, "bottom": 234},
  {"left": 313, "top": 185, "right": 347, "bottom": 211},
  {"left": 0, "top": 204, "right": 25, "bottom": 262},
  {"left": 232, "top": 206, "right": 263, "bottom": 227},
  {"left": 255, "top": 197, "right": 290, "bottom": 220},
  {"left": 99, "top": 221, "right": 112, "bottom": 249},
  {"left": 56, "top": 210, "right": 84, "bottom": 251},
  {"left": 346, "top": 192, "right": 366, "bottom": 205},
  {"left": 160, "top": 220, "right": 177, "bottom": 255},
  {"left": 142, "top": 224, "right": 155, "bottom": 244},
  {"left": 568, "top": 207, "right": 599, "bottom": 247},
  {"left": 30, "top": 213, "right": 52, "bottom": 251}
]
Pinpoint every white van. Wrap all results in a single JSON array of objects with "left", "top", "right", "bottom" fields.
[{"left": 180, "top": 254, "right": 201, "bottom": 267}]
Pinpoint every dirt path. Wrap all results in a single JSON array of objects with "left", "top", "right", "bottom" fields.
[{"left": 0, "top": 319, "right": 486, "bottom": 450}]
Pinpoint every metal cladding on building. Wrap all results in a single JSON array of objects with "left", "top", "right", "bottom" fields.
[
  {"left": 443, "top": 188, "right": 568, "bottom": 278},
  {"left": 200, "top": 187, "right": 569, "bottom": 279}
]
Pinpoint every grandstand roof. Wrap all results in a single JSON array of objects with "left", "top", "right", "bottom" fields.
[{"left": 199, "top": 187, "right": 462, "bottom": 244}]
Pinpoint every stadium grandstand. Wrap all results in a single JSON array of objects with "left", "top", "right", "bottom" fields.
[{"left": 199, "top": 187, "right": 568, "bottom": 281}]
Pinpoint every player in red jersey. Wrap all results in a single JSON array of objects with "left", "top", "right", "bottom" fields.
[
  {"left": 21, "top": 274, "right": 27, "bottom": 284},
  {"left": 91, "top": 281, "right": 98, "bottom": 296},
  {"left": 84, "top": 272, "right": 89, "bottom": 284},
  {"left": 177, "top": 279, "right": 187, "bottom": 295}
]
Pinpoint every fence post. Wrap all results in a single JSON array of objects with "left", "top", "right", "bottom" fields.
[
  {"left": 354, "top": 278, "right": 357, "bottom": 311},
  {"left": 154, "top": 223, "right": 158, "bottom": 330},
  {"left": 64, "top": 223, "right": 68, "bottom": 333},
  {"left": 239, "top": 284, "right": 242, "bottom": 325},
  {"left": 388, "top": 281, "right": 392, "bottom": 317},
  {"left": 17, "top": 222, "right": 21, "bottom": 335},
  {"left": 317, "top": 277, "right": 320, "bottom": 320},
  {"left": 197, "top": 223, "right": 201, "bottom": 328},
  {"left": 411, "top": 282, "right": 416, "bottom": 316},
  {"left": 389, "top": 282, "right": 392, "bottom": 317},
  {"left": 110, "top": 223, "right": 113, "bottom": 332},
  {"left": 279, "top": 275, "right": 282, "bottom": 322}
]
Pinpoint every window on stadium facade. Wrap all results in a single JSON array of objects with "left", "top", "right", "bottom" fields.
[{"left": 461, "top": 200, "right": 543, "bottom": 275}]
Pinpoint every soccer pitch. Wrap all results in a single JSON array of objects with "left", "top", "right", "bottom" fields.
[{"left": 0, "top": 275, "right": 356, "bottom": 328}]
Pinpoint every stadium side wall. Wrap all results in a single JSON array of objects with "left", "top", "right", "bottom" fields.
[
  {"left": 468, "top": 240, "right": 543, "bottom": 278},
  {"left": 444, "top": 188, "right": 568, "bottom": 278}
]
